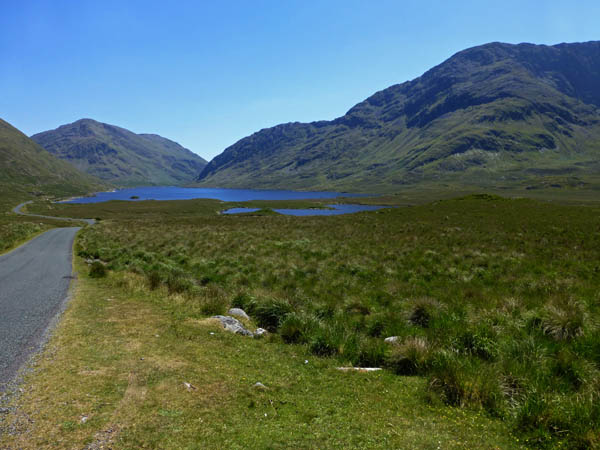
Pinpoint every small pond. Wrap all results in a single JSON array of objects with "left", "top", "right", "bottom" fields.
[{"left": 222, "top": 204, "right": 388, "bottom": 216}]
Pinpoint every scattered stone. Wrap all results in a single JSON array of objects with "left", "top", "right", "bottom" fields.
[
  {"left": 212, "top": 315, "right": 254, "bottom": 336},
  {"left": 337, "top": 367, "right": 382, "bottom": 372},
  {"left": 253, "top": 382, "right": 268, "bottom": 390},
  {"left": 254, "top": 328, "right": 268, "bottom": 338},
  {"left": 227, "top": 308, "right": 250, "bottom": 320},
  {"left": 85, "top": 258, "right": 107, "bottom": 266},
  {"left": 0, "top": 407, "right": 10, "bottom": 414},
  {"left": 384, "top": 336, "right": 400, "bottom": 344},
  {"left": 183, "top": 382, "right": 197, "bottom": 391},
  {"left": 84, "top": 426, "right": 118, "bottom": 450}
]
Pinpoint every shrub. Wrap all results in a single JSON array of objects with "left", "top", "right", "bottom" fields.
[
  {"left": 428, "top": 352, "right": 504, "bottom": 413},
  {"left": 407, "top": 298, "right": 441, "bottom": 328},
  {"left": 231, "top": 292, "right": 257, "bottom": 315},
  {"left": 551, "top": 349, "right": 597, "bottom": 391},
  {"left": 354, "top": 338, "right": 387, "bottom": 367},
  {"left": 344, "top": 300, "right": 371, "bottom": 316},
  {"left": 386, "top": 336, "right": 432, "bottom": 375},
  {"left": 365, "top": 314, "right": 386, "bottom": 337},
  {"left": 165, "top": 269, "right": 193, "bottom": 294},
  {"left": 147, "top": 270, "right": 162, "bottom": 290},
  {"left": 89, "top": 261, "right": 107, "bottom": 278},
  {"left": 279, "top": 312, "right": 317, "bottom": 344},
  {"left": 309, "top": 332, "right": 337, "bottom": 357},
  {"left": 200, "top": 296, "right": 226, "bottom": 316},
  {"left": 454, "top": 329, "right": 498, "bottom": 361},
  {"left": 253, "top": 298, "right": 292, "bottom": 332},
  {"left": 541, "top": 298, "right": 587, "bottom": 340}
]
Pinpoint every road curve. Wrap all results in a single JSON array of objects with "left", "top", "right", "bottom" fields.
[
  {"left": 1, "top": 203, "right": 94, "bottom": 389},
  {"left": 13, "top": 201, "right": 95, "bottom": 225}
]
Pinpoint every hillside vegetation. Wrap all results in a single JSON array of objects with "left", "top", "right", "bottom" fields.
[
  {"left": 25, "top": 194, "right": 600, "bottom": 448},
  {"left": 197, "top": 41, "right": 600, "bottom": 192},
  {"left": 0, "top": 118, "right": 106, "bottom": 201},
  {"left": 0, "top": 118, "right": 106, "bottom": 252},
  {"left": 32, "top": 119, "right": 207, "bottom": 187}
]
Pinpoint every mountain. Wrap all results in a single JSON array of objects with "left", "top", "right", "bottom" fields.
[
  {"left": 32, "top": 119, "right": 207, "bottom": 187},
  {"left": 0, "top": 118, "right": 106, "bottom": 200},
  {"left": 197, "top": 41, "right": 600, "bottom": 192}
]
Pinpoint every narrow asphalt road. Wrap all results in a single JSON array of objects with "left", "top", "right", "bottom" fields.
[
  {"left": 0, "top": 203, "right": 93, "bottom": 389},
  {"left": 12, "top": 201, "right": 95, "bottom": 225}
]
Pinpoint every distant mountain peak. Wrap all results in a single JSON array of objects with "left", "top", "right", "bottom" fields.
[
  {"left": 197, "top": 41, "right": 600, "bottom": 192},
  {"left": 32, "top": 119, "right": 207, "bottom": 187},
  {"left": 0, "top": 118, "right": 106, "bottom": 197}
]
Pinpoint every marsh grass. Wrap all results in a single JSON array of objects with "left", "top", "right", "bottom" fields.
[
  {"left": 24, "top": 194, "right": 600, "bottom": 447},
  {"left": 0, "top": 258, "right": 523, "bottom": 449}
]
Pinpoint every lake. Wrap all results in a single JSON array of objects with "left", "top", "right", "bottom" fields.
[
  {"left": 64, "top": 186, "right": 388, "bottom": 216},
  {"left": 64, "top": 186, "right": 366, "bottom": 203}
]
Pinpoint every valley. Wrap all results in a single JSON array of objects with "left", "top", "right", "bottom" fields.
[{"left": 1, "top": 33, "right": 600, "bottom": 449}]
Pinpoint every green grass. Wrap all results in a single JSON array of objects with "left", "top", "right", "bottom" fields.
[
  {"left": 0, "top": 117, "right": 108, "bottom": 252},
  {"left": 0, "top": 195, "right": 82, "bottom": 255},
  {"left": 22, "top": 193, "right": 600, "bottom": 447},
  {"left": 0, "top": 256, "right": 522, "bottom": 449}
]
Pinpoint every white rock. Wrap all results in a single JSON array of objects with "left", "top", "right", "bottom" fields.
[
  {"left": 228, "top": 308, "right": 250, "bottom": 320},
  {"left": 183, "top": 382, "right": 197, "bottom": 391},
  {"left": 253, "top": 382, "right": 268, "bottom": 390},
  {"left": 254, "top": 328, "right": 268, "bottom": 338},
  {"left": 337, "top": 367, "right": 382, "bottom": 372},
  {"left": 384, "top": 336, "right": 400, "bottom": 343},
  {"left": 212, "top": 315, "right": 253, "bottom": 336}
]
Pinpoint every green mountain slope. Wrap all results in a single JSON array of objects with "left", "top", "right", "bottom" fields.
[
  {"left": 0, "top": 118, "right": 107, "bottom": 201},
  {"left": 32, "top": 119, "right": 207, "bottom": 187},
  {"left": 197, "top": 41, "right": 600, "bottom": 192}
]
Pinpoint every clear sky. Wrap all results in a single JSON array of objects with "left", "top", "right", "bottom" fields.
[{"left": 1, "top": 0, "right": 599, "bottom": 160}]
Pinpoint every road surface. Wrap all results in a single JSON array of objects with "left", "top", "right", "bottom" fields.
[{"left": 0, "top": 203, "right": 93, "bottom": 388}]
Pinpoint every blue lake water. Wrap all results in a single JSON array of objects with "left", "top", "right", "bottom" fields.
[
  {"left": 64, "top": 186, "right": 366, "bottom": 203},
  {"left": 64, "top": 186, "right": 387, "bottom": 216},
  {"left": 223, "top": 204, "right": 388, "bottom": 216}
]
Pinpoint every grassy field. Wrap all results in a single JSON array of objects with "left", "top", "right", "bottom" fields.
[
  {"left": 0, "top": 257, "right": 522, "bottom": 449},
  {"left": 6, "top": 193, "right": 600, "bottom": 448},
  {"left": 0, "top": 194, "right": 80, "bottom": 255}
]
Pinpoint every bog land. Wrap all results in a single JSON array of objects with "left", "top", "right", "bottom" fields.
[{"left": 1, "top": 192, "right": 600, "bottom": 448}]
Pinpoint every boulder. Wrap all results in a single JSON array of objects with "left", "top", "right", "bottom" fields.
[
  {"left": 212, "top": 315, "right": 253, "bottom": 336},
  {"left": 254, "top": 328, "right": 268, "bottom": 338},
  {"left": 227, "top": 308, "right": 250, "bottom": 320}
]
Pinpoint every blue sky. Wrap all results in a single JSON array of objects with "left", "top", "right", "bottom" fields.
[{"left": 1, "top": 0, "right": 599, "bottom": 160}]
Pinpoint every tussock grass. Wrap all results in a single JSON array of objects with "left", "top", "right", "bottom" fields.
[
  {"left": 21, "top": 194, "right": 600, "bottom": 447},
  {"left": 0, "top": 258, "right": 522, "bottom": 449}
]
